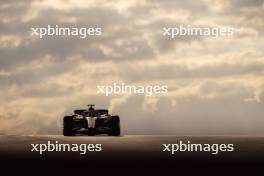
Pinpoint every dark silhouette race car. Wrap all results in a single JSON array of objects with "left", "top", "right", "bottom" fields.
[{"left": 63, "top": 104, "right": 120, "bottom": 136}]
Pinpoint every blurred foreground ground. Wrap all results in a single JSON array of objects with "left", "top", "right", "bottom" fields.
[{"left": 0, "top": 135, "right": 263, "bottom": 174}]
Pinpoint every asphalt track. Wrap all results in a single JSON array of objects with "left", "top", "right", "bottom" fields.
[{"left": 0, "top": 135, "right": 263, "bottom": 174}]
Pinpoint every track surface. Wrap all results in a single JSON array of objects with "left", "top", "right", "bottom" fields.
[{"left": 1, "top": 135, "right": 263, "bottom": 174}]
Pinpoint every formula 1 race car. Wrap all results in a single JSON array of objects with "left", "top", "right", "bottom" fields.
[{"left": 63, "top": 104, "right": 120, "bottom": 136}]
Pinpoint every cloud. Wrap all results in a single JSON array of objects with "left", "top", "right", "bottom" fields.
[
  {"left": 0, "top": 5, "right": 156, "bottom": 70},
  {"left": 112, "top": 92, "right": 264, "bottom": 135},
  {"left": 116, "top": 60, "right": 264, "bottom": 82},
  {"left": 0, "top": 0, "right": 264, "bottom": 135}
]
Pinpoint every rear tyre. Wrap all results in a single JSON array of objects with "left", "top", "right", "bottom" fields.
[
  {"left": 63, "top": 116, "right": 74, "bottom": 136},
  {"left": 109, "top": 116, "right": 120, "bottom": 136}
]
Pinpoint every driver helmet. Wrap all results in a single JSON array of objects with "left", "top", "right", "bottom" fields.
[{"left": 88, "top": 107, "right": 95, "bottom": 111}]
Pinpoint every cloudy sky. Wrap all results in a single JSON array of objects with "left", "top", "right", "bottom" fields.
[{"left": 0, "top": 0, "right": 264, "bottom": 135}]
